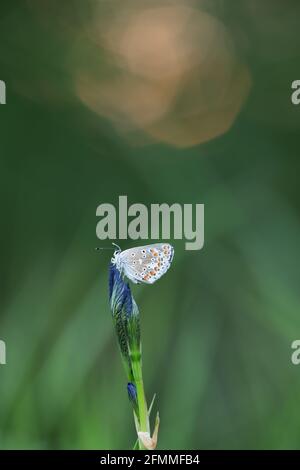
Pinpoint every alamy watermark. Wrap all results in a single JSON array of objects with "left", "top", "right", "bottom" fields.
[
  {"left": 291, "top": 80, "right": 300, "bottom": 105},
  {"left": 291, "top": 340, "right": 300, "bottom": 365},
  {"left": 0, "top": 340, "right": 6, "bottom": 365},
  {"left": 96, "top": 196, "right": 204, "bottom": 250},
  {"left": 0, "top": 80, "right": 6, "bottom": 104}
]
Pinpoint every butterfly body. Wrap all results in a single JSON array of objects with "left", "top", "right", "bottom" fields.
[{"left": 112, "top": 243, "right": 174, "bottom": 284}]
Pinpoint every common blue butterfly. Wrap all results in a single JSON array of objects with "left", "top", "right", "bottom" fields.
[{"left": 111, "top": 243, "right": 174, "bottom": 284}]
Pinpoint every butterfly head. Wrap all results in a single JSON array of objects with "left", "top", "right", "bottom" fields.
[
  {"left": 111, "top": 243, "right": 123, "bottom": 271},
  {"left": 95, "top": 243, "right": 121, "bottom": 253}
]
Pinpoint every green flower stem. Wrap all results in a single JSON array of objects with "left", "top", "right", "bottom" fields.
[{"left": 130, "top": 351, "right": 149, "bottom": 449}]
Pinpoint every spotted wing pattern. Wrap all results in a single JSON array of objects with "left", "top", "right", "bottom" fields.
[{"left": 120, "top": 243, "right": 174, "bottom": 284}]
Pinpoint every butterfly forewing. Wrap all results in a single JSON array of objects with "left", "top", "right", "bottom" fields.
[{"left": 120, "top": 243, "right": 174, "bottom": 284}]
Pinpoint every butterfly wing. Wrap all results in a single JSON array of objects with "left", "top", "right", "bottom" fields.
[{"left": 120, "top": 244, "right": 174, "bottom": 284}]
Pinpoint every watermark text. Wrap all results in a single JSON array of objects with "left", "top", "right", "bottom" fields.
[
  {"left": 0, "top": 80, "right": 6, "bottom": 104},
  {"left": 96, "top": 196, "right": 204, "bottom": 250}
]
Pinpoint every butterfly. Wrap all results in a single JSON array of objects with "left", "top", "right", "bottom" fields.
[{"left": 111, "top": 243, "right": 174, "bottom": 284}]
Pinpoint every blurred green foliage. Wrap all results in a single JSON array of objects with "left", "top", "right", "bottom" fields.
[{"left": 0, "top": 0, "right": 300, "bottom": 450}]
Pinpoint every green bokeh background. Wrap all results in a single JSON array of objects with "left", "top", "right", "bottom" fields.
[{"left": 1, "top": 0, "right": 300, "bottom": 449}]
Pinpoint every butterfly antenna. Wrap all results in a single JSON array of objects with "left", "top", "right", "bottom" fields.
[
  {"left": 95, "top": 247, "right": 115, "bottom": 251},
  {"left": 112, "top": 243, "right": 121, "bottom": 252},
  {"left": 95, "top": 243, "right": 121, "bottom": 252}
]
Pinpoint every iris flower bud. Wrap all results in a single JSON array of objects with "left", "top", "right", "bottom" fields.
[
  {"left": 127, "top": 382, "right": 139, "bottom": 418},
  {"left": 108, "top": 261, "right": 157, "bottom": 448},
  {"left": 108, "top": 263, "right": 141, "bottom": 381}
]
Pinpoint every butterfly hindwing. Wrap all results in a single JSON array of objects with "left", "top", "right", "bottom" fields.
[{"left": 119, "top": 243, "right": 174, "bottom": 284}]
